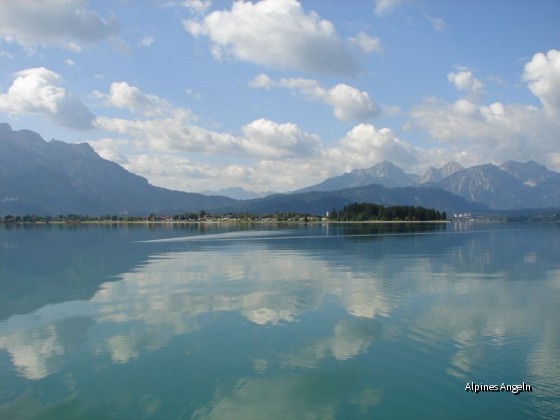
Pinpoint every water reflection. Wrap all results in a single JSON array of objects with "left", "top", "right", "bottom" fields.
[{"left": 0, "top": 223, "right": 559, "bottom": 418}]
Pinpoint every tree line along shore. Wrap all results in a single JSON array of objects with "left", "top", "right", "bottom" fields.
[{"left": 0, "top": 203, "right": 447, "bottom": 224}]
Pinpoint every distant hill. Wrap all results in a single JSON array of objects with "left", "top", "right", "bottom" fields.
[
  {"left": 296, "top": 161, "right": 418, "bottom": 192},
  {"left": 218, "top": 184, "right": 488, "bottom": 215},
  {"left": 199, "top": 187, "right": 277, "bottom": 200},
  {"left": 0, "top": 123, "right": 235, "bottom": 215}
]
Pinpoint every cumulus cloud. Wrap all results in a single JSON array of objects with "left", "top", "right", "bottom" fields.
[
  {"left": 95, "top": 114, "right": 320, "bottom": 160},
  {"left": 348, "top": 32, "right": 383, "bottom": 54},
  {"left": 408, "top": 50, "right": 560, "bottom": 171},
  {"left": 241, "top": 118, "right": 320, "bottom": 159},
  {"left": 328, "top": 123, "right": 426, "bottom": 171},
  {"left": 94, "top": 108, "right": 459, "bottom": 191},
  {"left": 95, "top": 115, "right": 237, "bottom": 154},
  {"left": 248, "top": 73, "right": 275, "bottom": 89},
  {"left": 410, "top": 98, "right": 560, "bottom": 169},
  {"left": 238, "top": 124, "right": 446, "bottom": 192},
  {"left": 448, "top": 70, "right": 484, "bottom": 99},
  {"left": 0, "top": 0, "right": 120, "bottom": 51},
  {"left": 100, "top": 82, "right": 174, "bottom": 117},
  {"left": 0, "top": 67, "right": 94, "bottom": 129},
  {"left": 94, "top": 100, "right": 433, "bottom": 191},
  {"left": 93, "top": 96, "right": 450, "bottom": 191},
  {"left": 327, "top": 84, "right": 379, "bottom": 121},
  {"left": 523, "top": 49, "right": 560, "bottom": 116},
  {"left": 250, "top": 74, "right": 378, "bottom": 121},
  {"left": 123, "top": 154, "right": 252, "bottom": 193},
  {"left": 184, "top": 0, "right": 356, "bottom": 74}
]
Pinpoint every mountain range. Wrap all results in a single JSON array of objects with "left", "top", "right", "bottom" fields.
[
  {"left": 0, "top": 123, "right": 235, "bottom": 215},
  {"left": 297, "top": 160, "right": 560, "bottom": 210},
  {"left": 1, "top": 123, "right": 558, "bottom": 216}
]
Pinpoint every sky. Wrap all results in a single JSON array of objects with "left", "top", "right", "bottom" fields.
[{"left": 0, "top": 0, "right": 559, "bottom": 193}]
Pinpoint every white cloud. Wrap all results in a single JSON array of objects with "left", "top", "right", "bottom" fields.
[
  {"left": 139, "top": 35, "right": 155, "bottom": 47},
  {"left": 382, "top": 105, "right": 401, "bottom": 116},
  {"left": 523, "top": 49, "right": 560, "bottom": 116},
  {"left": 250, "top": 74, "right": 378, "bottom": 121},
  {"left": 248, "top": 73, "right": 273, "bottom": 89},
  {"left": 374, "top": 0, "right": 405, "bottom": 17},
  {"left": 64, "top": 58, "right": 75, "bottom": 66},
  {"left": 0, "top": 0, "right": 120, "bottom": 51},
  {"left": 95, "top": 115, "right": 320, "bottom": 160},
  {"left": 123, "top": 154, "right": 251, "bottom": 192},
  {"left": 0, "top": 67, "right": 94, "bottom": 129},
  {"left": 95, "top": 115, "right": 236, "bottom": 154},
  {"left": 327, "top": 84, "right": 379, "bottom": 121},
  {"left": 348, "top": 32, "right": 383, "bottom": 55},
  {"left": 158, "top": 0, "right": 211, "bottom": 14},
  {"left": 94, "top": 106, "right": 454, "bottom": 191},
  {"left": 410, "top": 97, "right": 560, "bottom": 170},
  {"left": 240, "top": 118, "right": 320, "bottom": 159},
  {"left": 185, "top": 87, "right": 202, "bottom": 99},
  {"left": 407, "top": 51, "right": 560, "bottom": 171},
  {"left": 448, "top": 70, "right": 484, "bottom": 99},
  {"left": 426, "top": 14, "right": 446, "bottom": 32},
  {"left": 88, "top": 137, "right": 128, "bottom": 164},
  {"left": 222, "top": 123, "right": 446, "bottom": 192},
  {"left": 328, "top": 123, "right": 426, "bottom": 171},
  {"left": 117, "top": 149, "right": 323, "bottom": 192},
  {"left": 93, "top": 51, "right": 560, "bottom": 192},
  {"left": 182, "top": 0, "right": 211, "bottom": 14},
  {"left": 184, "top": 0, "right": 356, "bottom": 74},
  {"left": 0, "top": 325, "right": 64, "bottom": 380},
  {"left": 101, "top": 82, "right": 174, "bottom": 117}
]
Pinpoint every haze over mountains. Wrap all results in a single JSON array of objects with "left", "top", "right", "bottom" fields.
[
  {"left": 199, "top": 187, "right": 277, "bottom": 200},
  {"left": 298, "top": 160, "right": 560, "bottom": 210},
  {"left": 1, "top": 124, "right": 558, "bottom": 216},
  {"left": 296, "top": 160, "right": 466, "bottom": 191}
]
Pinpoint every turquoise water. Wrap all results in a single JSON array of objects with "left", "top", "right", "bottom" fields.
[{"left": 0, "top": 223, "right": 559, "bottom": 419}]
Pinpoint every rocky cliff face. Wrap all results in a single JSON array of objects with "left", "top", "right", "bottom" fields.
[
  {"left": 0, "top": 123, "right": 235, "bottom": 215},
  {"left": 420, "top": 161, "right": 464, "bottom": 183}
]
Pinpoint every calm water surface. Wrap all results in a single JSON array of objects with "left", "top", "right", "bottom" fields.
[{"left": 0, "top": 222, "right": 559, "bottom": 419}]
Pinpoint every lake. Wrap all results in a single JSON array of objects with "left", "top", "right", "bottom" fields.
[{"left": 0, "top": 222, "right": 559, "bottom": 419}]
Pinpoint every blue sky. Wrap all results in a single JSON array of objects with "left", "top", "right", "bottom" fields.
[{"left": 0, "top": 0, "right": 558, "bottom": 193}]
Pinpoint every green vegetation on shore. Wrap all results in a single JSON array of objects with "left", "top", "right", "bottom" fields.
[
  {"left": 328, "top": 203, "right": 446, "bottom": 222},
  {"left": 0, "top": 212, "right": 325, "bottom": 224},
  {"left": 2, "top": 204, "right": 559, "bottom": 224},
  {"left": 0, "top": 203, "right": 450, "bottom": 224}
]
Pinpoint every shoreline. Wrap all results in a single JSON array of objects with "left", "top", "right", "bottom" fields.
[{"left": 2, "top": 219, "right": 450, "bottom": 225}]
